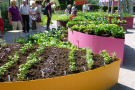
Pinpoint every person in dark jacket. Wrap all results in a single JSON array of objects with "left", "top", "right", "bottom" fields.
[{"left": 46, "top": 1, "right": 54, "bottom": 30}]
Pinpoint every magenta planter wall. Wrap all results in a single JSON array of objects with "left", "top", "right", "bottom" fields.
[
  {"left": 109, "top": 17, "right": 134, "bottom": 28},
  {"left": 68, "top": 29, "right": 125, "bottom": 65}
]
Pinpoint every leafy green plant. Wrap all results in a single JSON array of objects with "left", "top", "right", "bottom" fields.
[
  {"left": 86, "top": 48, "right": 94, "bottom": 69},
  {"left": 100, "top": 50, "right": 111, "bottom": 64},
  {"left": 19, "top": 42, "right": 33, "bottom": 54},
  {"left": 36, "top": 46, "right": 45, "bottom": 54},
  {"left": 121, "top": 20, "right": 127, "bottom": 24},
  {"left": 79, "top": 25, "right": 86, "bottom": 32},
  {"left": 70, "top": 25, "right": 79, "bottom": 31},
  {"left": 95, "top": 25, "right": 105, "bottom": 36},
  {"left": 68, "top": 49, "right": 76, "bottom": 72},
  {"left": 17, "top": 52, "right": 41, "bottom": 80},
  {"left": 111, "top": 26, "right": 125, "bottom": 38},
  {"left": 57, "top": 15, "right": 70, "bottom": 21},
  {"left": 112, "top": 52, "right": 117, "bottom": 60}
]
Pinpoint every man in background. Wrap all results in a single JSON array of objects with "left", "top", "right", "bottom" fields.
[
  {"left": 20, "top": 0, "right": 32, "bottom": 33},
  {"left": 82, "top": 2, "right": 88, "bottom": 12}
]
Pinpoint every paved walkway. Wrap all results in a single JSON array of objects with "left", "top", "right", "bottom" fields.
[{"left": 1, "top": 19, "right": 135, "bottom": 90}]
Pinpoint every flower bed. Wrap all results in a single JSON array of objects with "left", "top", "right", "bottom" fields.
[{"left": 0, "top": 44, "right": 120, "bottom": 90}]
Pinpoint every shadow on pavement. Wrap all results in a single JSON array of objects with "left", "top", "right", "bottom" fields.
[
  {"left": 121, "top": 44, "right": 135, "bottom": 71},
  {"left": 126, "top": 31, "right": 134, "bottom": 34},
  {"left": 109, "top": 83, "right": 134, "bottom": 90}
]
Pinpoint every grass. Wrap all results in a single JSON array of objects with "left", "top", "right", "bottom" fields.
[{"left": 41, "top": 14, "right": 62, "bottom": 26}]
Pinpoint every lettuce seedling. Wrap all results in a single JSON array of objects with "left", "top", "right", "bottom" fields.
[{"left": 112, "top": 52, "right": 117, "bottom": 60}]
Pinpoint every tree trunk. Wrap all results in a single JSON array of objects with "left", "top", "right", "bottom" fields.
[
  {"left": 111, "top": 0, "right": 114, "bottom": 14},
  {"left": 128, "top": 0, "right": 133, "bottom": 14},
  {"left": 119, "top": 0, "right": 123, "bottom": 20},
  {"left": 108, "top": 0, "right": 110, "bottom": 14},
  {"left": 123, "top": 0, "right": 127, "bottom": 12}
]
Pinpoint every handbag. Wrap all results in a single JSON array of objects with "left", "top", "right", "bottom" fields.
[{"left": 36, "top": 14, "right": 41, "bottom": 22}]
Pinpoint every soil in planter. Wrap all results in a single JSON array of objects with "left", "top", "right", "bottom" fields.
[
  {"left": 0, "top": 45, "right": 38, "bottom": 82},
  {"left": 0, "top": 44, "right": 23, "bottom": 67},
  {"left": 0, "top": 45, "right": 118, "bottom": 82}
]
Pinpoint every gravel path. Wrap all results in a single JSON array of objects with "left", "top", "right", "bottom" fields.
[{"left": 1, "top": 19, "right": 135, "bottom": 90}]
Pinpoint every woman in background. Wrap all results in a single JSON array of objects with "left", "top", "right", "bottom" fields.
[
  {"left": 8, "top": 0, "right": 22, "bottom": 31},
  {"left": 65, "top": 5, "right": 71, "bottom": 16},
  {"left": 34, "top": 0, "right": 42, "bottom": 32},
  {"left": 30, "top": 2, "right": 36, "bottom": 30}
]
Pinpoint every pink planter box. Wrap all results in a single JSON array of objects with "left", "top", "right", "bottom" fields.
[
  {"left": 68, "top": 29, "right": 125, "bottom": 65},
  {"left": 109, "top": 17, "right": 134, "bottom": 28}
]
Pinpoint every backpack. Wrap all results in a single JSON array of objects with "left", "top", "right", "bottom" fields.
[{"left": 42, "top": 5, "right": 48, "bottom": 15}]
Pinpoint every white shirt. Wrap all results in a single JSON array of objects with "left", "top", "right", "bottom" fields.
[
  {"left": 83, "top": 5, "right": 88, "bottom": 10},
  {"left": 20, "top": 5, "right": 30, "bottom": 15}
]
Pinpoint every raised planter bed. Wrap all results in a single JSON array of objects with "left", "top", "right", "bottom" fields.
[
  {"left": 57, "top": 20, "right": 68, "bottom": 28},
  {"left": 0, "top": 44, "right": 120, "bottom": 90},
  {"left": 68, "top": 29, "right": 125, "bottom": 65},
  {"left": 109, "top": 17, "right": 134, "bottom": 28}
]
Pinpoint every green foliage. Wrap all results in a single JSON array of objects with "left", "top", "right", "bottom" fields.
[
  {"left": 70, "top": 24, "right": 125, "bottom": 38},
  {"left": 68, "top": 49, "right": 76, "bottom": 72},
  {"left": 17, "top": 52, "right": 41, "bottom": 80},
  {"left": 19, "top": 42, "right": 33, "bottom": 54},
  {"left": 86, "top": 48, "right": 94, "bottom": 69},
  {"left": 112, "top": 52, "right": 117, "bottom": 60},
  {"left": 110, "top": 26, "right": 125, "bottom": 38},
  {"left": 70, "top": 25, "right": 79, "bottom": 31},
  {"left": 57, "top": 15, "right": 71, "bottom": 21},
  {"left": 0, "top": 52, "right": 19, "bottom": 76},
  {"left": 36, "top": 45, "right": 45, "bottom": 54},
  {"left": 100, "top": 50, "right": 111, "bottom": 64}
]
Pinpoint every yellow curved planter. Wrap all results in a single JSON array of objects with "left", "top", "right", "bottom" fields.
[{"left": 0, "top": 60, "right": 120, "bottom": 90}]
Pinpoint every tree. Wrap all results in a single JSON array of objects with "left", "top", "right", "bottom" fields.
[
  {"left": 119, "top": 0, "right": 123, "bottom": 20},
  {"left": 111, "top": 0, "right": 114, "bottom": 14},
  {"left": 128, "top": 0, "right": 133, "bottom": 14},
  {"left": 108, "top": 0, "right": 110, "bottom": 14},
  {"left": 122, "top": 0, "right": 127, "bottom": 12}
]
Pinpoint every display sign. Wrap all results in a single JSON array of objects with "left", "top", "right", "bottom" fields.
[{"left": 76, "top": 1, "right": 87, "bottom": 5}]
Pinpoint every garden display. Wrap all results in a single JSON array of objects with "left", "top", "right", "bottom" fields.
[
  {"left": 0, "top": 43, "right": 120, "bottom": 90},
  {"left": 67, "top": 12, "right": 125, "bottom": 65}
]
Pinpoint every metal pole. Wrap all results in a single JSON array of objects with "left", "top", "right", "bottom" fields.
[{"left": 119, "top": 0, "right": 123, "bottom": 20}]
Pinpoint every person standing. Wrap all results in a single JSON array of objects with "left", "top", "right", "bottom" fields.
[
  {"left": 0, "top": 10, "right": 4, "bottom": 35},
  {"left": 65, "top": 5, "right": 71, "bottom": 16},
  {"left": 82, "top": 2, "right": 88, "bottom": 12},
  {"left": 20, "top": 0, "right": 32, "bottom": 33},
  {"left": 8, "top": 0, "right": 22, "bottom": 31},
  {"left": 30, "top": 2, "right": 36, "bottom": 30},
  {"left": 46, "top": 1, "right": 54, "bottom": 30},
  {"left": 34, "top": 0, "right": 42, "bottom": 33},
  {"left": 71, "top": 4, "right": 77, "bottom": 16}
]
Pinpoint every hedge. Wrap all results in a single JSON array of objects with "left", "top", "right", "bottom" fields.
[{"left": 60, "top": 4, "right": 118, "bottom": 12}]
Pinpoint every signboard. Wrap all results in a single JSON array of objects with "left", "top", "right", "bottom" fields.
[{"left": 76, "top": 1, "right": 87, "bottom": 5}]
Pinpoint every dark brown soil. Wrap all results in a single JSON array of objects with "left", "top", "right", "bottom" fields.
[
  {"left": 0, "top": 44, "right": 23, "bottom": 67},
  {"left": 0, "top": 45, "right": 118, "bottom": 82}
]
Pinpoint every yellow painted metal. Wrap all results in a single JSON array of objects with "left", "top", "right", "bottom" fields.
[{"left": 0, "top": 60, "right": 120, "bottom": 90}]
